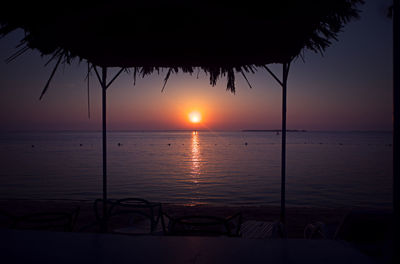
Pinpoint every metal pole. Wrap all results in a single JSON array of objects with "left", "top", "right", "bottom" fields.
[
  {"left": 280, "top": 63, "right": 288, "bottom": 225},
  {"left": 393, "top": 0, "right": 399, "bottom": 262},
  {"left": 102, "top": 67, "right": 108, "bottom": 230}
]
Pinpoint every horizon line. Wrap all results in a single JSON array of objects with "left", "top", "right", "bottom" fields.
[{"left": 0, "top": 129, "right": 393, "bottom": 133}]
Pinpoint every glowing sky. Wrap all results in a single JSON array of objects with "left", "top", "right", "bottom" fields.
[{"left": 0, "top": 0, "right": 393, "bottom": 131}]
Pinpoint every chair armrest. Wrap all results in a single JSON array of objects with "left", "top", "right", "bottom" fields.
[
  {"left": 304, "top": 221, "right": 329, "bottom": 239},
  {"left": 70, "top": 206, "right": 80, "bottom": 232},
  {"left": 273, "top": 221, "right": 286, "bottom": 238},
  {"left": 225, "top": 212, "right": 243, "bottom": 236}
]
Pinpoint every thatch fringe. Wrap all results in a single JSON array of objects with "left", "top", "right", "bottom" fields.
[
  {"left": 240, "top": 69, "right": 252, "bottom": 89},
  {"left": 0, "top": 0, "right": 364, "bottom": 97},
  {"left": 5, "top": 46, "right": 29, "bottom": 64},
  {"left": 86, "top": 62, "right": 91, "bottom": 119},
  {"left": 161, "top": 68, "right": 172, "bottom": 92},
  {"left": 133, "top": 67, "right": 137, "bottom": 86},
  {"left": 39, "top": 52, "right": 64, "bottom": 100}
]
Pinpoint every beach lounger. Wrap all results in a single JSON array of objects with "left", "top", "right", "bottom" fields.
[
  {"left": 304, "top": 210, "right": 392, "bottom": 241},
  {"left": 241, "top": 220, "right": 286, "bottom": 239},
  {"left": 304, "top": 210, "right": 393, "bottom": 262},
  {"left": 163, "top": 212, "right": 242, "bottom": 237}
]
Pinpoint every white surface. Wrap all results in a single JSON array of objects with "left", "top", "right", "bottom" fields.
[{"left": 0, "top": 229, "right": 376, "bottom": 264}]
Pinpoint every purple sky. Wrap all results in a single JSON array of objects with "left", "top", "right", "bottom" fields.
[{"left": 0, "top": 0, "right": 393, "bottom": 131}]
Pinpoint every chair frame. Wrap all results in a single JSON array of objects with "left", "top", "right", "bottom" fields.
[{"left": 92, "top": 198, "right": 165, "bottom": 234}]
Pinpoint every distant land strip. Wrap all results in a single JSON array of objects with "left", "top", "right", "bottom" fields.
[{"left": 242, "top": 130, "right": 307, "bottom": 132}]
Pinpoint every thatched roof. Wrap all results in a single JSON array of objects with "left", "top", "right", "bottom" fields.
[{"left": 0, "top": 0, "right": 363, "bottom": 92}]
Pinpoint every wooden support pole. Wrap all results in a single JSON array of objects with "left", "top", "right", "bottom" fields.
[
  {"left": 106, "top": 67, "right": 125, "bottom": 89},
  {"left": 101, "top": 67, "right": 108, "bottom": 231},
  {"left": 393, "top": 0, "right": 399, "bottom": 262},
  {"left": 280, "top": 63, "right": 289, "bottom": 225},
  {"left": 263, "top": 65, "right": 283, "bottom": 87}
]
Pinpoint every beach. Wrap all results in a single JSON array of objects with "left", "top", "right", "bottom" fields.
[{"left": 0, "top": 199, "right": 353, "bottom": 238}]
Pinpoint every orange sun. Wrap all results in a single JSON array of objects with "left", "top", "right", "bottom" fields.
[{"left": 189, "top": 111, "right": 202, "bottom": 123}]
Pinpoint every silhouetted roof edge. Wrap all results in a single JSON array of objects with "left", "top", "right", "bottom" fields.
[{"left": 0, "top": 0, "right": 364, "bottom": 92}]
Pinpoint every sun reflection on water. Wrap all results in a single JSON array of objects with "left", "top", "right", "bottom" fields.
[{"left": 191, "top": 131, "right": 201, "bottom": 183}]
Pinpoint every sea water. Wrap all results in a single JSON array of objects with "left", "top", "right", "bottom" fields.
[{"left": 0, "top": 131, "right": 392, "bottom": 208}]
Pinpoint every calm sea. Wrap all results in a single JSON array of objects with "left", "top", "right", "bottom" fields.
[{"left": 0, "top": 131, "right": 393, "bottom": 208}]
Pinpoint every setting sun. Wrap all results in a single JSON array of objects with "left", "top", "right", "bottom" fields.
[{"left": 189, "top": 111, "right": 202, "bottom": 123}]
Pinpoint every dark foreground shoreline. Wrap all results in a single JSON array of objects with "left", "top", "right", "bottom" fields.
[{"left": 0, "top": 199, "right": 384, "bottom": 238}]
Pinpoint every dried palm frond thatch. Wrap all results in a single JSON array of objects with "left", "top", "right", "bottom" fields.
[{"left": 0, "top": 0, "right": 363, "bottom": 93}]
